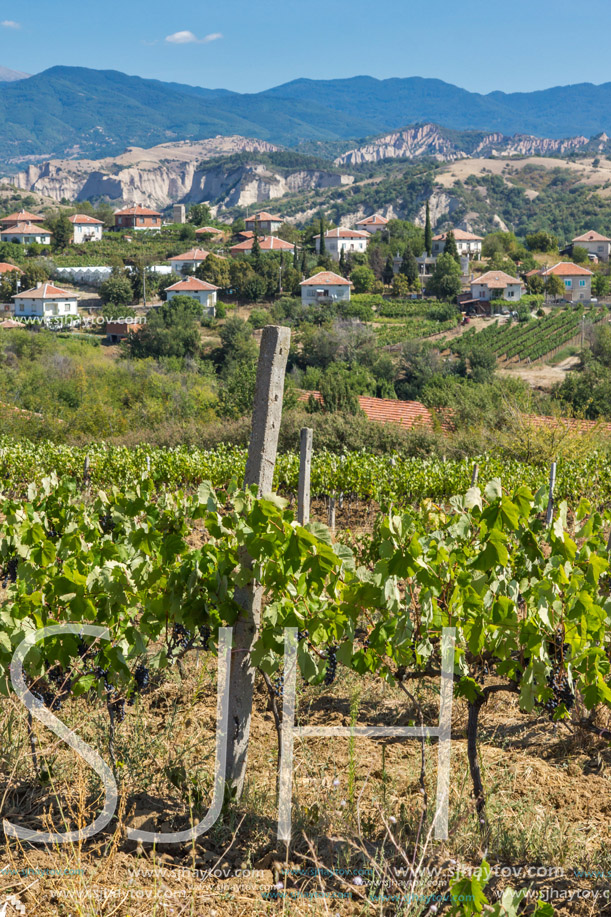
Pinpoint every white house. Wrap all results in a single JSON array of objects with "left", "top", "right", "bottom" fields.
[
  {"left": 355, "top": 214, "right": 389, "bottom": 234},
  {"left": 69, "top": 214, "right": 104, "bottom": 243},
  {"left": 244, "top": 212, "right": 284, "bottom": 235},
  {"left": 1, "top": 222, "right": 52, "bottom": 245},
  {"left": 432, "top": 229, "right": 483, "bottom": 259},
  {"left": 471, "top": 270, "right": 523, "bottom": 302},
  {"left": 572, "top": 230, "right": 611, "bottom": 263},
  {"left": 168, "top": 248, "right": 216, "bottom": 274},
  {"left": 13, "top": 283, "right": 78, "bottom": 320},
  {"left": 315, "top": 228, "right": 369, "bottom": 261},
  {"left": 165, "top": 277, "right": 218, "bottom": 315},
  {"left": 300, "top": 271, "right": 352, "bottom": 303}
]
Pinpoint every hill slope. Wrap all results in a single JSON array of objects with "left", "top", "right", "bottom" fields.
[{"left": 3, "top": 68, "right": 611, "bottom": 166}]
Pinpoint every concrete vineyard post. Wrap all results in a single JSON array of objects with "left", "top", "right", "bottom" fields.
[
  {"left": 546, "top": 461, "right": 557, "bottom": 527},
  {"left": 297, "top": 428, "right": 313, "bottom": 526},
  {"left": 226, "top": 325, "right": 291, "bottom": 798}
]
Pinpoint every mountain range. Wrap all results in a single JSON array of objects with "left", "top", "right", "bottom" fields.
[{"left": 3, "top": 67, "right": 611, "bottom": 166}]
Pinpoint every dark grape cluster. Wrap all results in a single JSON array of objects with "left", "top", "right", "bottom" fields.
[
  {"left": 133, "top": 663, "right": 150, "bottom": 692},
  {"left": 172, "top": 623, "right": 192, "bottom": 650},
  {"left": 324, "top": 646, "right": 337, "bottom": 686},
  {"left": 100, "top": 513, "right": 115, "bottom": 535},
  {"left": 46, "top": 527, "right": 60, "bottom": 541},
  {"left": 109, "top": 697, "right": 126, "bottom": 723},
  {"left": 543, "top": 667, "right": 575, "bottom": 717},
  {"left": 272, "top": 673, "right": 284, "bottom": 697},
  {"left": 2, "top": 556, "right": 18, "bottom": 588},
  {"left": 199, "top": 625, "right": 211, "bottom": 651},
  {"left": 297, "top": 629, "right": 309, "bottom": 642}
]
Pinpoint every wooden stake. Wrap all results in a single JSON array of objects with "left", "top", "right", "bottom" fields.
[
  {"left": 297, "top": 428, "right": 312, "bottom": 526},
  {"left": 83, "top": 455, "right": 90, "bottom": 486},
  {"left": 546, "top": 461, "right": 557, "bottom": 527},
  {"left": 227, "top": 325, "right": 290, "bottom": 798},
  {"left": 471, "top": 463, "right": 479, "bottom": 487}
]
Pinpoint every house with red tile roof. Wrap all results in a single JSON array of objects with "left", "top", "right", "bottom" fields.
[
  {"left": 0, "top": 262, "right": 22, "bottom": 275},
  {"left": 300, "top": 271, "right": 352, "bottom": 303},
  {"left": 0, "top": 222, "right": 52, "bottom": 245},
  {"left": 0, "top": 209, "right": 45, "bottom": 226},
  {"left": 244, "top": 211, "right": 284, "bottom": 235},
  {"left": 571, "top": 230, "right": 611, "bottom": 263},
  {"left": 355, "top": 214, "right": 389, "bottom": 234},
  {"left": 541, "top": 262, "right": 593, "bottom": 302},
  {"left": 432, "top": 229, "right": 483, "bottom": 258},
  {"left": 168, "top": 248, "right": 222, "bottom": 274},
  {"left": 230, "top": 235, "right": 294, "bottom": 255},
  {"left": 315, "top": 228, "right": 369, "bottom": 261},
  {"left": 13, "top": 282, "right": 78, "bottom": 320},
  {"left": 195, "top": 226, "right": 225, "bottom": 239},
  {"left": 165, "top": 276, "right": 219, "bottom": 314},
  {"left": 471, "top": 270, "right": 523, "bottom": 302},
  {"left": 114, "top": 205, "right": 162, "bottom": 230},
  {"left": 69, "top": 213, "right": 104, "bottom": 243}
]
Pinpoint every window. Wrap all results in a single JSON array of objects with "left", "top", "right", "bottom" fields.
[
  {"left": 19, "top": 304, "right": 23, "bottom": 312},
  {"left": 579, "top": 279, "right": 586, "bottom": 287},
  {"left": 598, "top": 246, "right": 604, "bottom": 252},
  {"left": 564, "top": 279, "right": 572, "bottom": 288},
  {"left": 138, "top": 217, "right": 144, "bottom": 225}
]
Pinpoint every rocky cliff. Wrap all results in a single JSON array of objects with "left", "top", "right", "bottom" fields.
[
  {"left": 13, "top": 136, "right": 354, "bottom": 210},
  {"left": 334, "top": 123, "right": 604, "bottom": 166}
]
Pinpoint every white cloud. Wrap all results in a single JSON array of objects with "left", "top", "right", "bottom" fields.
[
  {"left": 1, "top": 20, "right": 21, "bottom": 29},
  {"left": 165, "top": 30, "right": 222, "bottom": 45}
]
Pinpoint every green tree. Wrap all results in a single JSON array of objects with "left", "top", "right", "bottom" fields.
[
  {"left": 392, "top": 274, "right": 410, "bottom": 297},
  {"left": 338, "top": 248, "right": 347, "bottom": 277},
  {"left": 443, "top": 230, "right": 460, "bottom": 264},
  {"left": 350, "top": 265, "right": 375, "bottom": 294},
  {"left": 467, "top": 346, "right": 496, "bottom": 383},
  {"left": 319, "top": 218, "right": 326, "bottom": 257},
  {"left": 399, "top": 244, "right": 419, "bottom": 286},
  {"left": 22, "top": 262, "right": 49, "bottom": 290},
  {"left": 592, "top": 272, "right": 610, "bottom": 297},
  {"left": 544, "top": 273, "right": 564, "bottom": 301},
  {"left": 319, "top": 363, "right": 363, "bottom": 414},
  {"left": 187, "top": 203, "right": 212, "bottom": 226},
  {"left": 382, "top": 254, "right": 395, "bottom": 286},
  {"left": 178, "top": 223, "right": 197, "bottom": 242},
  {"left": 526, "top": 273, "right": 545, "bottom": 295},
  {"left": 251, "top": 231, "right": 262, "bottom": 272},
  {"left": 424, "top": 200, "right": 432, "bottom": 257},
  {"left": 525, "top": 230, "right": 558, "bottom": 253},
  {"left": 126, "top": 298, "right": 202, "bottom": 360},
  {"left": 428, "top": 252, "right": 462, "bottom": 300},
  {"left": 571, "top": 245, "right": 589, "bottom": 264},
  {"left": 99, "top": 273, "right": 134, "bottom": 307},
  {"left": 51, "top": 213, "right": 73, "bottom": 251},
  {"left": 196, "top": 254, "right": 230, "bottom": 289}
]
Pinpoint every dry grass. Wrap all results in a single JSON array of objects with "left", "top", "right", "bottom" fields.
[{"left": 0, "top": 647, "right": 611, "bottom": 914}]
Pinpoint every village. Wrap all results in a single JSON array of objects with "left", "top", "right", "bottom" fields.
[{"left": 0, "top": 199, "right": 606, "bottom": 338}]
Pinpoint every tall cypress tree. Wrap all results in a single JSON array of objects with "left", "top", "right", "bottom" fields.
[
  {"left": 424, "top": 200, "right": 433, "bottom": 257},
  {"left": 443, "top": 230, "right": 460, "bottom": 265},
  {"left": 251, "top": 228, "right": 262, "bottom": 271},
  {"left": 399, "top": 244, "right": 419, "bottom": 286},
  {"left": 382, "top": 254, "right": 395, "bottom": 286},
  {"left": 319, "top": 218, "right": 326, "bottom": 257},
  {"left": 338, "top": 248, "right": 347, "bottom": 276},
  {"left": 301, "top": 249, "right": 308, "bottom": 276},
  {"left": 293, "top": 244, "right": 299, "bottom": 270}
]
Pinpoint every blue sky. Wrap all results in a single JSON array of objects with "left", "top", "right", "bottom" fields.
[{"left": 1, "top": 0, "right": 610, "bottom": 94}]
